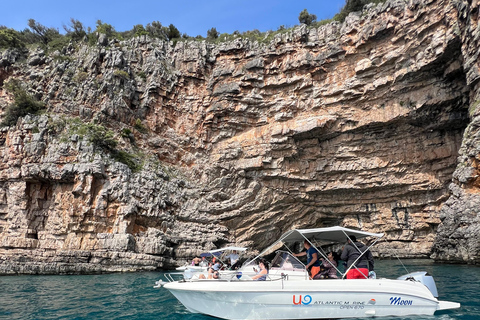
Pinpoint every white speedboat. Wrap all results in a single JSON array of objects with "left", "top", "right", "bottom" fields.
[{"left": 157, "top": 226, "right": 460, "bottom": 319}]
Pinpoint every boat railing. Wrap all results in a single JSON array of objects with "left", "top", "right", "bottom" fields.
[
  {"left": 168, "top": 270, "right": 289, "bottom": 283},
  {"left": 164, "top": 272, "right": 182, "bottom": 282},
  {"left": 155, "top": 266, "right": 323, "bottom": 288},
  {"left": 153, "top": 272, "right": 185, "bottom": 287}
]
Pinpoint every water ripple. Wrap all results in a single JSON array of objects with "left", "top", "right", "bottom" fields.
[{"left": 0, "top": 261, "right": 478, "bottom": 320}]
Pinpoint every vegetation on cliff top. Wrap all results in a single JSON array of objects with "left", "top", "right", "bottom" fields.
[
  {"left": 0, "top": 0, "right": 387, "bottom": 51},
  {"left": 334, "top": 0, "right": 388, "bottom": 22}
]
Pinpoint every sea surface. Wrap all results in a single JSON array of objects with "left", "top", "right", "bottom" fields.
[{"left": 0, "top": 259, "right": 478, "bottom": 320}]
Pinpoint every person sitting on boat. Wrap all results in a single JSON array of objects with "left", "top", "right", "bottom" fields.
[
  {"left": 198, "top": 270, "right": 220, "bottom": 279},
  {"left": 212, "top": 261, "right": 221, "bottom": 271},
  {"left": 226, "top": 250, "right": 240, "bottom": 269},
  {"left": 204, "top": 261, "right": 222, "bottom": 279},
  {"left": 199, "top": 256, "right": 208, "bottom": 267},
  {"left": 293, "top": 240, "right": 321, "bottom": 279},
  {"left": 341, "top": 235, "right": 374, "bottom": 279},
  {"left": 192, "top": 257, "right": 201, "bottom": 266},
  {"left": 251, "top": 258, "right": 269, "bottom": 281},
  {"left": 314, "top": 251, "right": 339, "bottom": 279},
  {"left": 198, "top": 261, "right": 222, "bottom": 279}
]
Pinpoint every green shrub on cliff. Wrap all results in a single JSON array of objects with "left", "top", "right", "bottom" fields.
[
  {"left": 334, "top": 0, "right": 387, "bottom": 22},
  {"left": 1, "top": 80, "right": 45, "bottom": 127},
  {"left": 0, "top": 28, "right": 25, "bottom": 49},
  {"left": 112, "top": 149, "right": 141, "bottom": 171},
  {"left": 137, "top": 21, "right": 175, "bottom": 40},
  {"left": 470, "top": 100, "right": 480, "bottom": 117},
  {"left": 113, "top": 69, "right": 130, "bottom": 79},
  {"left": 72, "top": 122, "right": 118, "bottom": 151},
  {"left": 68, "top": 120, "right": 141, "bottom": 171},
  {"left": 121, "top": 128, "right": 135, "bottom": 143},
  {"left": 132, "top": 24, "right": 149, "bottom": 37},
  {"left": 133, "top": 118, "right": 148, "bottom": 133},
  {"left": 94, "top": 20, "right": 117, "bottom": 39},
  {"left": 46, "top": 36, "right": 71, "bottom": 53},
  {"left": 1, "top": 19, "right": 79, "bottom": 52},
  {"left": 86, "top": 20, "right": 122, "bottom": 45}
]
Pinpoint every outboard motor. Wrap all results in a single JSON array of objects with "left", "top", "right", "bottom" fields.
[{"left": 397, "top": 271, "right": 439, "bottom": 297}]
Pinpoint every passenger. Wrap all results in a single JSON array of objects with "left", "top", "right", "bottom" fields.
[
  {"left": 192, "top": 257, "right": 201, "bottom": 266},
  {"left": 199, "top": 256, "right": 208, "bottom": 267},
  {"left": 314, "top": 251, "right": 339, "bottom": 279},
  {"left": 207, "top": 270, "right": 220, "bottom": 279},
  {"left": 206, "top": 261, "right": 222, "bottom": 279},
  {"left": 227, "top": 250, "right": 240, "bottom": 269},
  {"left": 251, "top": 259, "right": 269, "bottom": 281},
  {"left": 282, "top": 257, "right": 294, "bottom": 270},
  {"left": 293, "top": 240, "right": 321, "bottom": 279},
  {"left": 341, "top": 235, "right": 374, "bottom": 279},
  {"left": 198, "top": 270, "right": 219, "bottom": 279},
  {"left": 211, "top": 261, "right": 221, "bottom": 271}
]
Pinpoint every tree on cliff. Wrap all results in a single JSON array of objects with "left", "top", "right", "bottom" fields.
[
  {"left": 166, "top": 24, "right": 181, "bottom": 40},
  {"left": 122, "top": 21, "right": 182, "bottom": 41},
  {"left": 298, "top": 9, "right": 317, "bottom": 26},
  {"left": 94, "top": 20, "right": 116, "bottom": 38},
  {"left": 27, "top": 19, "right": 61, "bottom": 46},
  {"left": 63, "top": 18, "right": 87, "bottom": 42},
  {"left": 121, "top": 24, "right": 149, "bottom": 39},
  {"left": 145, "top": 21, "right": 167, "bottom": 39},
  {"left": 131, "top": 24, "right": 149, "bottom": 37},
  {"left": 207, "top": 27, "right": 219, "bottom": 40}
]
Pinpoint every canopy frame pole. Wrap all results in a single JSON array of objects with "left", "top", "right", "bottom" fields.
[
  {"left": 341, "top": 230, "right": 381, "bottom": 279},
  {"left": 306, "top": 237, "right": 344, "bottom": 277}
]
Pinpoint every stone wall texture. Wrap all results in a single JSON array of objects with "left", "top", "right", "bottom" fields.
[{"left": 1, "top": 0, "right": 480, "bottom": 274}]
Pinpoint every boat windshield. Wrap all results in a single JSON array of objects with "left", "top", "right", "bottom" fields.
[
  {"left": 202, "top": 247, "right": 248, "bottom": 269},
  {"left": 270, "top": 251, "right": 305, "bottom": 270}
]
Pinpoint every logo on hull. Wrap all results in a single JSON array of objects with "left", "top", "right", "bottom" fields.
[
  {"left": 293, "top": 295, "right": 312, "bottom": 305},
  {"left": 390, "top": 297, "right": 413, "bottom": 305}
]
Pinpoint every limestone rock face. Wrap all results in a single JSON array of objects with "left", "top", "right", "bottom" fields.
[
  {"left": 431, "top": 0, "right": 480, "bottom": 264},
  {"left": 0, "top": 0, "right": 480, "bottom": 274}
]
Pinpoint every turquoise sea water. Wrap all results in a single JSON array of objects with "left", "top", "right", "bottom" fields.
[{"left": 0, "top": 259, "right": 478, "bottom": 320}]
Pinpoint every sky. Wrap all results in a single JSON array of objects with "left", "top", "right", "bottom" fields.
[{"left": 2, "top": 0, "right": 347, "bottom": 37}]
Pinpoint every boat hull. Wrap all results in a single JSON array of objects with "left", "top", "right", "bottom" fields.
[{"left": 164, "top": 278, "right": 455, "bottom": 320}]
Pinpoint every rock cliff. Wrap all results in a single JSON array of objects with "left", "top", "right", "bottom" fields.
[{"left": 1, "top": 0, "right": 479, "bottom": 274}]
